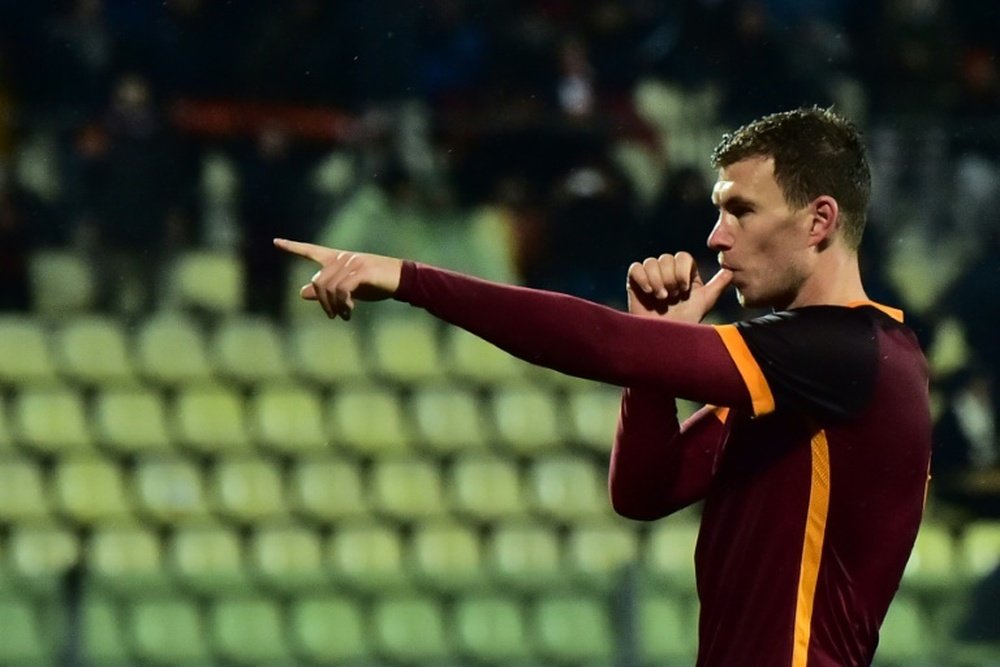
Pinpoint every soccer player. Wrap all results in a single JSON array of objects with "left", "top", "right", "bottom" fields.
[{"left": 275, "top": 107, "right": 931, "bottom": 666}]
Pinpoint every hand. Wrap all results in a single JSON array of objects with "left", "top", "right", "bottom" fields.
[
  {"left": 626, "top": 252, "right": 732, "bottom": 323},
  {"left": 273, "top": 238, "right": 403, "bottom": 320}
]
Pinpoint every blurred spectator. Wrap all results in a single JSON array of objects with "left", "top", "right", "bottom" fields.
[{"left": 76, "top": 73, "right": 190, "bottom": 314}]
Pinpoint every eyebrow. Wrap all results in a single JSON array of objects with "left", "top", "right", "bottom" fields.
[{"left": 713, "top": 193, "right": 756, "bottom": 211}]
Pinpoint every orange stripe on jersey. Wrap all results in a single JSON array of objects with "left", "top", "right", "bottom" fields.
[
  {"left": 792, "top": 429, "right": 832, "bottom": 667},
  {"left": 712, "top": 406, "right": 731, "bottom": 423},
  {"left": 847, "top": 300, "right": 905, "bottom": 323},
  {"left": 713, "top": 325, "right": 776, "bottom": 417}
]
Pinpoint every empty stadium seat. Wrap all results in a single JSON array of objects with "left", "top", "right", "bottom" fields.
[
  {"left": 873, "top": 593, "right": 933, "bottom": 664},
  {"left": 210, "top": 457, "right": 287, "bottom": 524},
  {"left": 28, "top": 249, "right": 96, "bottom": 316},
  {"left": 565, "top": 384, "right": 622, "bottom": 451},
  {"left": 289, "top": 595, "right": 370, "bottom": 665},
  {"left": 645, "top": 518, "right": 701, "bottom": 593},
  {"left": 0, "top": 316, "right": 57, "bottom": 386},
  {"left": 92, "top": 387, "right": 172, "bottom": 456},
  {"left": 53, "top": 456, "right": 132, "bottom": 525},
  {"left": 287, "top": 320, "right": 369, "bottom": 385},
  {"left": 248, "top": 524, "right": 327, "bottom": 594},
  {"left": 370, "top": 456, "right": 447, "bottom": 522},
  {"left": 902, "top": 522, "right": 958, "bottom": 591},
  {"left": 13, "top": 386, "right": 93, "bottom": 455},
  {"left": 133, "top": 457, "right": 210, "bottom": 525},
  {"left": 7, "top": 524, "right": 80, "bottom": 586},
  {"left": 212, "top": 317, "right": 290, "bottom": 385},
  {"left": 327, "top": 521, "right": 408, "bottom": 593},
  {"left": 172, "top": 385, "right": 250, "bottom": 456},
  {"left": 639, "top": 594, "right": 696, "bottom": 664},
  {"left": 209, "top": 596, "right": 291, "bottom": 665},
  {"left": 0, "top": 458, "right": 50, "bottom": 523},
  {"left": 55, "top": 316, "right": 135, "bottom": 386},
  {"left": 448, "top": 454, "right": 525, "bottom": 523},
  {"left": 411, "top": 384, "right": 490, "bottom": 453},
  {"left": 166, "top": 251, "right": 245, "bottom": 315},
  {"left": 959, "top": 521, "right": 1000, "bottom": 577},
  {"left": 329, "top": 385, "right": 412, "bottom": 456},
  {"left": 409, "top": 520, "right": 484, "bottom": 592},
  {"left": 168, "top": 523, "right": 251, "bottom": 595},
  {"left": 288, "top": 457, "right": 369, "bottom": 523},
  {"left": 0, "top": 598, "right": 52, "bottom": 665},
  {"left": 486, "top": 521, "right": 564, "bottom": 591},
  {"left": 80, "top": 594, "right": 130, "bottom": 667},
  {"left": 87, "top": 524, "right": 170, "bottom": 594},
  {"left": 129, "top": 596, "right": 213, "bottom": 665},
  {"left": 370, "top": 315, "right": 445, "bottom": 383},
  {"left": 454, "top": 595, "right": 532, "bottom": 663},
  {"left": 134, "top": 314, "right": 213, "bottom": 386},
  {"left": 444, "top": 326, "right": 525, "bottom": 384},
  {"left": 527, "top": 455, "right": 609, "bottom": 523},
  {"left": 532, "top": 594, "right": 614, "bottom": 663},
  {"left": 566, "top": 521, "right": 640, "bottom": 590},
  {"left": 372, "top": 595, "right": 452, "bottom": 663},
  {"left": 249, "top": 385, "right": 329, "bottom": 456},
  {"left": 492, "top": 384, "right": 564, "bottom": 455}
]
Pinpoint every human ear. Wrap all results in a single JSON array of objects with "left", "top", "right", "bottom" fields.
[{"left": 808, "top": 196, "right": 839, "bottom": 247}]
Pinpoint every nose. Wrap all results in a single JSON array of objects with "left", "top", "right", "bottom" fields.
[{"left": 706, "top": 215, "right": 733, "bottom": 251}]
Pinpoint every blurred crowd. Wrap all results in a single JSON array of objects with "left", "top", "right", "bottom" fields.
[{"left": 0, "top": 0, "right": 998, "bottom": 515}]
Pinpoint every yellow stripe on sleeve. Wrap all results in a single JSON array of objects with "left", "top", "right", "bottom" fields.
[{"left": 712, "top": 324, "right": 776, "bottom": 417}]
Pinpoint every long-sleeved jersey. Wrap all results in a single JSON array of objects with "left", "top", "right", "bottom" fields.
[{"left": 394, "top": 261, "right": 931, "bottom": 666}]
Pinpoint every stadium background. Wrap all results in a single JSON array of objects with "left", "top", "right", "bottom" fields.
[{"left": 0, "top": 0, "right": 998, "bottom": 665}]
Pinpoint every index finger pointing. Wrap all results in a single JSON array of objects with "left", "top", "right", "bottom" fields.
[{"left": 273, "top": 238, "right": 335, "bottom": 264}]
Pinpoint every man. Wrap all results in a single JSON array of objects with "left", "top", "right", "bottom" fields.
[{"left": 275, "top": 108, "right": 931, "bottom": 666}]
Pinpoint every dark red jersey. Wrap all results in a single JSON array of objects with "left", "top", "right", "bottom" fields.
[{"left": 394, "top": 262, "right": 932, "bottom": 666}]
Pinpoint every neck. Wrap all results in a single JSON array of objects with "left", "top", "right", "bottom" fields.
[{"left": 786, "top": 247, "right": 867, "bottom": 310}]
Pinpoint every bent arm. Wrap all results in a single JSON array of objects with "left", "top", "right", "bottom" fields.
[{"left": 396, "top": 261, "right": 751, "bottom": 408}]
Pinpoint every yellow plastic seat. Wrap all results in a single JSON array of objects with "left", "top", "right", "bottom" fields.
[
  {"left": 566, "top": 521, "right": 640, "bottom": 590},
  {"left": 55, "top": 316, "right": 135, "bottom": 386},
  {"left": 167, "top": 251, "right": 245, "bottom": 315},
  {"left": 287, "top": 320, "right": 369, "bottom": 385},
  {"left": 0, "top": 316, "right": 57, "bottom": 386},
  {"left": 370, "top": 456, "right": 447, "bottom": 522},
  {"left": 13, "top": 387, "right": 93, "bottom": 455},
  {"left": 248, "top": 524, "right": 327, "bottom": 593},
  {"left": 411, "top": 384, "right": 490, "bottom": 453},
  {"left": 249, "top": 385, "right": 329, "bottom": 456},
  {"left": 53, "top": 456, "right": 131, "bottom": 525},
  {"left": 372, "top": 595, "right": 452, "bottom": 663},
  {"left": 486, "top": 521, "right": 565, "bottom": 591},
  {"left": 454, "top": 595, "right": 532, "bottom": 663},
  {"left": 290, "top": 595, "right": 370, "bottom": 665},
  {"left": 565, "top": 384, "right": 622, "bottom": 451},
  {"left": 874, "top": 593, "right": 932, "bottom": 663},
  {"left": 960, "top": 520, "right": 1000, "bottom": 578},
  {"left": 289, "top": 457, "right": 368, "bottom": 524},
  {"left": 410, "top": 520, "right": 484, "bottom": 591},
  {"left": 168, "top": 523, "right": 251, "bottom": 595},
  {"left": 370, "top": 316, "right": 445, "bottom": 383},
  {"left": 133, "top": 457, "right": 210, "bottom": 525},
  {"left": 134, "top": 314, "right": 213, "bottom": 386},
  {"left": 448, "top": 454, "right": 525, "bottom": 522},
  {"left": 87, "top": 524, "right": 170, "bottom": 594},
  {"left": 28, "top": 249, "right": 96, "bottom": 316},
  {"left": 79, "top": 594, "right": 129, "bottom": 667},
  {"left": 209, "top": 596, "right": 291, "bottom": 665},
  {"left": 329, "top": 385, "right": 412, "bottom": 456},
  {"left": 0, "top": 598, "right": 52, "bottom": 665},
  {"left": 210, "top": 457, "right": 287, "bottom": 525},
  {"left": 639, "top": 594, "right": 696, "bottom": 664},
  {"left": 528, "top": 455, "right": 609, "bottom": 523},
  {"left": 444, "top": 327, "right": 525, "bottom": 385},
  {"left": 172, "top": 385, "right": 250, "bottom": 456},
  {"left": 7, "top": 524, "right": 80, "bottom": 584},
  {"left": 93, "top": 387, "right": 172, "bottom": 456},
  {"left": 645, "top": 518, "right": 701, "bottom": 592},
  {"left": 901, "top": 521, "right": 957, "bottom": 591},
  {"left": 212, "top": 317, "right": 290, "bottom": 385},
  {"left": 327, "top": 521, "right": 408, "bottom": 592},
  {"left": 533, "top": 594, "right": 614, "bottom": 663},
  {"left": 492, "top": 383, "right": 564, "bottom": 456},
  {"left": 129, "top": 596, "right": 212, "bottom": 665},
  {"left": 0, "top": 458, "right": 50, "bottom": 523}
]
